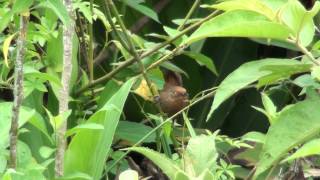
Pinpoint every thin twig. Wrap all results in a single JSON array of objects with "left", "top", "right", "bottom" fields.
[
  {"left": 177, "top": 0, "right": 201, "bottom": 31},
  {"left": 75, "top": 10, "right": 220, "bottom": 95},
  {"left": 9, "top": 14, "right": 29, "bottom": 169}
]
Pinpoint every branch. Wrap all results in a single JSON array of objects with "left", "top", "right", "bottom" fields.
[
  {"left": 177, "top": 0, "right": 200, "bottom": 31},
  {"left": 76, "top": 10, "right": 220, "bottom": 95},
  {"left": 55, "top": 0, "right": 74, "bottom": 176},
  {"left": 9, "top": 14, "right": 29, "bottom": 169}
]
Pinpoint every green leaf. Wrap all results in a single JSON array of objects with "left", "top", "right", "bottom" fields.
[
  {"left": 39, "top": 146, "right": 55, "bottom": 159},
  {"left": 0, "top": 12, "right": 13, "bottom": 33},
  {"left": 2, "top": 33, "right": 17, "bottom": 67},
  {"left": 126, "top": 147, "right": 182, "bottom": 180},
  {"left": 12, "top": 0, "right": 33, "bottom": 13},
  {"left": 257, "top": 64, "right": 312, "bottom": 87},
  {"left": 206, "top": 58, "right": 307, "bottom": 122},
  {"left": 163, "top": 26, "right": 188, "bottom": 46},
  {"left": 241, "top": 131, "right": 266, "bottom": 144},
  {"left": 174, "top": 171, "right": 190, "bottom": 180},
  {"left": 184, "top": 135, "right": 218, "bottom": 176},
  {"left": 254, "top": 95, "right": 320, "bottom": 177},
  {"left": 0, "top": 0, "right": 33, "bottom": 32},
  {"left": 123, "top": 1, "right": 160, "bottom": 23},
  {"left": 261, "top": 93, "right": 277, "bottom": 124},
  {"left": 115, "top": 121, "right": 156, "bottom": 144},
  {"left": 282, "top": 138, "right": 320, "bottom": 162},
  {"left": 187, "top": 10, "right": 291, "bottom": 45},
  {"left": 65, "top": 123, "right": 104, "bottom": 137},
  {"left": 64, "top": 78, "right": 135, "bottom": 179},
  {"left": 203, "top": 0, "right": 275, "bottom": 20},
  {"left": 183, "top": 51, "right": 218, "bottom": 75},
  {"left": 280, "top": 0, "right": 320, "bottom": 46},
  {"left": 160, "top": 61, "right": 188, "bottom": 78},
  {"left": 311, "top": 66, "right": 320, "bottom": 82},
  {"left": 0, "top": 103, "right": 35, "bottom": 148},
  {"left": 37, "top": 0, "right": 71, "bottom": 25}
]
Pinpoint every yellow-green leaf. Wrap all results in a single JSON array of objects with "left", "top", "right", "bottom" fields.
[{"left": 2, "top": 33, "right": 17, "bottom": 67}]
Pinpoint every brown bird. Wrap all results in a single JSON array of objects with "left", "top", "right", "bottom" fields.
[{"left": 158, "top": 70, "right": 189, "bottom": 116}]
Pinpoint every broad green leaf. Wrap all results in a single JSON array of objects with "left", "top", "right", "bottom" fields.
[
  {"left": 241, "top": 131, "right": 266, "bottom": 144},
  {"left": 254, "top": 95, "right": 320, "bottom": 178},
  {"left": 198, "top": 169, "right": 215, "bottom": 180},
  {"left": 257, "top": 64, "right": 312, "bottom": 87},
  {"left": 115, "top": 121, "right": 156, "bottom": 143},
  {"left": 37, "top": 0, "right": 71, "bottom": 25},
  {"left": 311, "top": 66, "right": 320, "bottom": 81},
  {"left": 97, "top": 80, "right": 121, "bottom": 109},
  {"left": 58, "top": 172, "right": 92, "bottom": 180},
  {"left": 64, "top": 78, "right": 135, "bottom": 179},
  {"left": 119, "top": 169, "right": 139, "bottom": 180},
  {"left": 39, "top": 146, "right": 55, "bottom": 159},
  {"left": 174, "top": 171, "right": 190, "bottom": 180},
  {"left": 11, "top": 0, "right": 33, "bottom": 13},
  {"left": 2, "top": 33, "right": 17, "bottom": 67},
  {"left": 279, "top": 0, "right": 320, "bottom": 46},
  {"left": 184, "top": 135, "right": 218, "bottom": 176},
  {"left": 187, "top": 10, "right": 291, "bottom": 45},
  {"left": 282, "top": 138, "right": 320, "bottom": 162},
  {"left": 204, "top": 0, "right": 275, "bottom": 20},
  {"left": 261, "top": 0, "right": 288, "bottom": 11},
  {"left": 65, "top": 123, "right": 104, "bottom": 137},
  {"left": 126, "top": 147, "right": 181, "bottom": 180},
  {"left": 183, "top": 51, "right": 218, "bottom": 75},
  {"left": 293, "top": 74, "right": 320, "bottom": 95},
  {"left": 0, "top": 12, "right": 13, "bottom": 33},
  {"left": 206, "top": 59, "right": 306, "bottom": 122},
  {"left": 0, "top": 103, "right": 35, "bottom": 148},
  {"left": 123, "top": 1, "right": 159, "bottom": 23}
]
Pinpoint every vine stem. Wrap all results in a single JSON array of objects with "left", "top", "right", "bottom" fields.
[{"left": 9, "top": 14, "right": 29, "bottom": 169}]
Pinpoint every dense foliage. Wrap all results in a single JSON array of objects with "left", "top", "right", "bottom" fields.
[{"left": 1, "top": 0, "right": 320, "bottom": 179}]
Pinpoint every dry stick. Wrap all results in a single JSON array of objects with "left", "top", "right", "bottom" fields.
[
  {"left": 55, "top": 0, "right": 74, "bottom": 176},
  {"left": 76, "top": 10, "right": 220, "bottom": 95},
  {"left": 9, "top": 14, "right": 29, "bottom": 169}
]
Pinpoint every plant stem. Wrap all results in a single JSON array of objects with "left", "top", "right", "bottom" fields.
[
  {"left": 9, "top": 14, "right": 29, "bottom": 169},
  {"left": 177, "top": 0, "right": 201, "bottom": 31},
  {"left": 88, "top": 0, "right": 94, "bottom": 82},
  {"left": 287, "top": 38, "right": 320, "bottom": 66},
  {"left": 75, "top": 10, "right": 220, "bottom": 95},
  {"left": 55, "top": 0, "right": 74, "bottom": 176}
]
